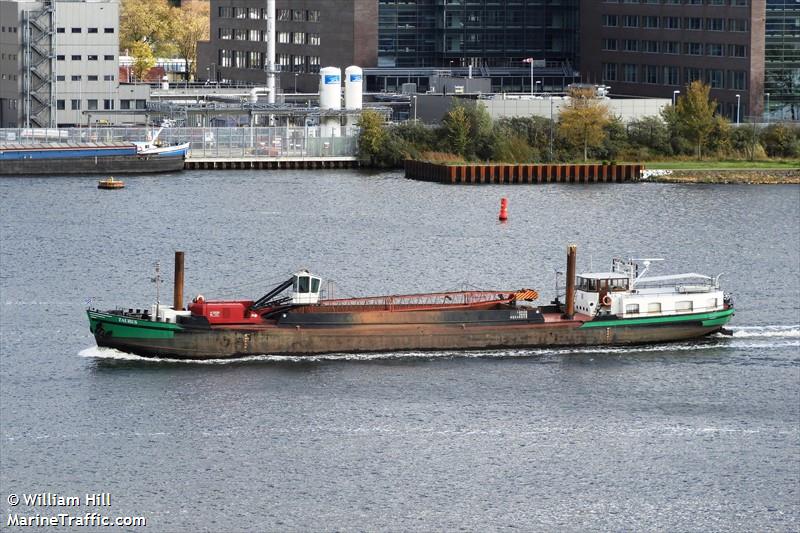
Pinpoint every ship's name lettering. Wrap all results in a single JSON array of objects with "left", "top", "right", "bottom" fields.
[
  {"left": 510, "top": 310, "right": 528, "bottom": 320},
  {"left": 117, "top": 317, "right": 138, "bottom": 325}
]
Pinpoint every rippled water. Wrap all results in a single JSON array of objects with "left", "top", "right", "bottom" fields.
[{"left": 1, "top": 170, "right": 798, "bottom": 531}]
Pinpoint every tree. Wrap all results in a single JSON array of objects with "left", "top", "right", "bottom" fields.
[
  {"left": 672, "top": 80, "right": 718, "bottom": 159},
  {"left": 442, "top": 105, "right": 471, "bottom": 157},
  {"left": 129, "top": 40, "right": 155, "bottom": 81},
  {"left": 357, "top": 110, "right": 387, "bottom": 166},
  {"left": 172, "top": 0, "right": 210, "bottom": 81},
  {"left": 557, "top": 87, "right": 611, "bottom": 161},
  {"left": 119, "top": 0, "right": 175, "bottom": 57}
]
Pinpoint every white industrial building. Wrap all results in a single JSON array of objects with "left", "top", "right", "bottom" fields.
[{"left": 0, "top": 0, "right": 149, "bottom": 128}]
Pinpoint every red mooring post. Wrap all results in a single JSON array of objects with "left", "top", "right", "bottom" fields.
[{"left": 498, "top": 198, "right": 508, "bottom": 221}]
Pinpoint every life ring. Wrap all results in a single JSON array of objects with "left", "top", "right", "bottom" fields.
[{"left": 601, "top": 294, "right": 612, "bottom": 307}]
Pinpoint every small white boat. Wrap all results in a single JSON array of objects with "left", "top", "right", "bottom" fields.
[{"left": 134, "top": 127, "right": 190, "bottom": 157}]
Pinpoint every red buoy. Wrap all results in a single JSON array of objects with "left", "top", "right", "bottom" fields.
[{"left": 498, "top": 197, "right": 508, "bottom": 221}]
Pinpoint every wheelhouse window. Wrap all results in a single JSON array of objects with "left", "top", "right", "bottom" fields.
[{"left": 625, "top": 304, "right": 640, "bottom": 314}]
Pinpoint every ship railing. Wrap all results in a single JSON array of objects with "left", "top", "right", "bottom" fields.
[{"left": 316, "top": 290, "right": 512, "bottom": 312}]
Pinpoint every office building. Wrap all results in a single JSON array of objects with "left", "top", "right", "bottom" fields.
[
  {"left": 580, "top": 0, "right": 765, "bottom": 121},
  {"left": 378, "top": 0, "right": 580, "bottom": 69},
  {"left": 765, "top": 0, "right": 799, "bottom": 120},
  {"left": 197, "top": 0, "right": 377, "bottom": 92}
]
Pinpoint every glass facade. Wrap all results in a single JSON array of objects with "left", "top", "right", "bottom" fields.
[
  {"left": 378, "top": 0, "right": 579, "bottom": 69},
  {"left": 765, "top": 0, "right": 800, "bottom": 120}
]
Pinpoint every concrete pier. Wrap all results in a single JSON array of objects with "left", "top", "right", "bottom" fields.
[
  {"left": 404, "top": 161, "right": 642, "bottom": 184},
  {"left": 184, "top": 156, "right": 359, "bottom": 170}
]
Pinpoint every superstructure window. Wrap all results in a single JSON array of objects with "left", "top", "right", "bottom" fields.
[
  {"left": 675, "top": 301, "right": 693, "bottom": 312},
  {"left": 647, "top": 302, "right": 661, "bottom": 314},
  {"left": 625, "top": 304, "right": 639, "bottom": 315}
]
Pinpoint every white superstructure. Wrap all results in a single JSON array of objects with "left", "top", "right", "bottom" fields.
[{"left": 573, "top": 258, "right": 726, "bottom": 319}]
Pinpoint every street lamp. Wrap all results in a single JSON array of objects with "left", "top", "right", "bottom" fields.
[
  {"left": 765, "top": 92, "right": 770, "bottom": 124},
  {"left": 736, "top": 94, "right": 741, "bottom": 124},
  {"left": 412, "top": 95, "right": 417, "bottom": 123},
  {"left": 294, "top": 73, "right": 298, "bottom": 93},
  {"left": 672, "top": 90, "right": 680, "bottom": 106}
]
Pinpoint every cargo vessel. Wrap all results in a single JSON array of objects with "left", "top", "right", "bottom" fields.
[
  {"left": 0, "top": 127, "right": 188, "bottom": 175},
  {"left": 86, "top": 246, "right": 735, "bottom": 359}
]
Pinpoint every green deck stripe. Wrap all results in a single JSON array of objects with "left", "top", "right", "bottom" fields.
[{"left": 580, "top": 308, "right": 734, "bottom": 328}]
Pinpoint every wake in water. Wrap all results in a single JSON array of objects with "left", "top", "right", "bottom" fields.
[{"left": 79, "top": 324, "right": 799, "bottom": 365}]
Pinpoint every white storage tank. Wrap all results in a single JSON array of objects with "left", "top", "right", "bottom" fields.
[
  {"left": 319, "top": 66, "right": 341, "bottom": 110},
  {"left": 344, "top": 66, "right": 363, "bottom": 110}
]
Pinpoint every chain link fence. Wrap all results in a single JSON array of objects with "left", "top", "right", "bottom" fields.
[{"left": 0, "top": 127, "right": 359, "bottom": 159}]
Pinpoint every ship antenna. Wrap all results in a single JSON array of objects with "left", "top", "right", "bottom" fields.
[{"left": 151, "top": 261, "right": 161, "bottom": 320}]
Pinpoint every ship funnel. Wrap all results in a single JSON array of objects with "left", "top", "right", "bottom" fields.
[
  {"left": 563, "top": 244, "right": 577, "bottom": 319},
  {"left": 174, "top": 251, "right": 184, "bottom": 310}
]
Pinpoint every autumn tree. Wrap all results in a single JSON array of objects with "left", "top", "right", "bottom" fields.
[
  {"left": 119, "top": 0, "right": 175, "bottom": 56},
  {"left": 442, "top": 105, "right": 470, "bottom": 157},
  {"left": 172, "top": 0, "right": 210, "bottom": 81},
  {"left": 671, "top": 80, "right": 718, "bottom": 159},
  {"left": 357, "top": 110, "right": 387, "bottom": 166},
  {"left": 129, "top": 40, "right": 156, "bottom": 81},
  {"left": 557, "top": 86, "right": 611, "bottom": 161}
]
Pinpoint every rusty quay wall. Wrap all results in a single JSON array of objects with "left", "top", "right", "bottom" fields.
[{"left": 404, "top": 161, "right": 642, "bottom": 184}]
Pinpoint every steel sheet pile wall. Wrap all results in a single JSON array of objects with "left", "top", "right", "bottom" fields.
[{"left": 404, "top": 161, "right": 642, "bottom": 184}]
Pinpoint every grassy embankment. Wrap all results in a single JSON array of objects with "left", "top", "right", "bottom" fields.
[{"left": 636, "top": 159, "right": 799, "bottom": 184}]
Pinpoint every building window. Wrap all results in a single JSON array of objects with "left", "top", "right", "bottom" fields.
[
  {"left": 602, "top": 39, "right": 618, "bottom": 51},
  {"left": 278, "top": 53, "right": 290, "bottom": 68},
  {"left": 623, "top": 63, "right": 637, "bottom": 82},
  {"left": 88, "top": 55, "right": 98, "bottom": 61},
  {"left": 88, "top": 75, "right": 98, "bottom": 81},
  {"left": 88, "top": 27, "right": 98, "bottom": 33},
  {"left": 56, "top": 99, "right": 65, "bottom": 110},
  {"left": 71, "top": 75, "right": 81, "bottom": 81},
  {"left": 685, "top": 67, "right": 703, "bottom": 83},
  {"left": 103, "top": 99, "right": 114, "bottom": 110},
  {"left": 685, "top": 42, "right": 702, "bottom": 55},
  {"left": 104, "top": 28, "right": 114, "bottom": 33},
  {"left": 623, "top": 39, "right": 638, "bottom": 52},
  {"left": 307, "top": 10, "right": 319, "bottom": 22},
  {"left": 71, "top": 99, "right": 80, "bottom": 110},
  {"left": 71, "top": 27, "right": 81, "bottom": 33},
  {"left": 309, "top": 33, "right": 320, "bottom": 46},
  {"left": 135, "top": 99, "right": 146, "bottom": 109},
  {"left": 249, "top": 29, "right": 259, "bottom": 41},
  {"left": 662, "top": 16, "right": 680, "bottom": 29},
  {"left": 220, "top": 28, "right": 231, "bottom": 40},
  {"left": 706, "top": 69, "right": 724, "bottom": 88},
  {"left": 120, "top": 99, "right": 131, "bottom": 110},
  {"left": 71, "top": 55, "right": 81, "bottom": 60},
  {"left": 56, "top": 75, "right": 65, "bottom": 81},
  {"left": 729, "top": 44, "right": 747, "bottom": 58},
  {"left": 56, "top": 27, "right": 65, "bottom": 33},
  {"left": 104, "top": 55, "right": 114, "bottom": 60},
  {"left": 292, "top": 10, "right": 303, "bottom": 21},
  {"left": 278, "top": 32, "right": 290, "bottom": 44},
  {"left": 685, "top": 17, "right": 702, "bottom": 30},
  {"left": 87, "top": 99, "right": 98, "bottom": 110},
  {"left": 643, "top": 40, "right": 658, "bottom": 53},
  {"left": 234, "top": 7, "right": 245, "bottom": 19},
  {"left": 56, "top": 54, "right": 65, "bottom": 60},
  {"left": 707, "top": 44, "right": 724, "bottom": 57},
  {"left": 644, "top": 65, "right": 658, "bottom": 84},
  {"left": 603, "top": 14, "right": 618, "bottom": 27},
  {"left": 293, "top": 54, "right": 305, "bottom": 72},
  {"left": 707, "top": 18, "right": 724, "bottom": 31},
  {"left": 292, "top": 32, "right": 305, "bottom": 45},
  {"left": 218, "top": 7, "right": 231, "bottom": 17},
  {"left": 103, "top": 75, "right": 114, "bottom": 81},
  {"left": 623, "top": 15, "right": 639, "bottom": 28},
  {"left": 602, "top": 62, "right": 617, "bottom": 81},
  {"left": 662, "top": 41, "right": 679, "bottom": 54},
  {"left": 729, "top": 18, "right": 748, "bottom": 31},
  {"left": 248, "top": 7, "right": 259, "bottom": 19},
  {"left": 219, "top": 49, "right": 231, "bottom": 67},
  {"left": 248, "top": 51, "right": 262, "bottom": 69},
  {"left": 277, "top": 9, "right": 290, "bottom": 21},
  {"left": 642, "top": 16, "right": 658, "bottom": 29},
  {"left": 730, "top": 70, "right": 746, "bottom": 90}
]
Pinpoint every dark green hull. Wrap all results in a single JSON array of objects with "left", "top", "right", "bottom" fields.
[{"left": 87, "top": 308, "right": 735, "bottom": 360}]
